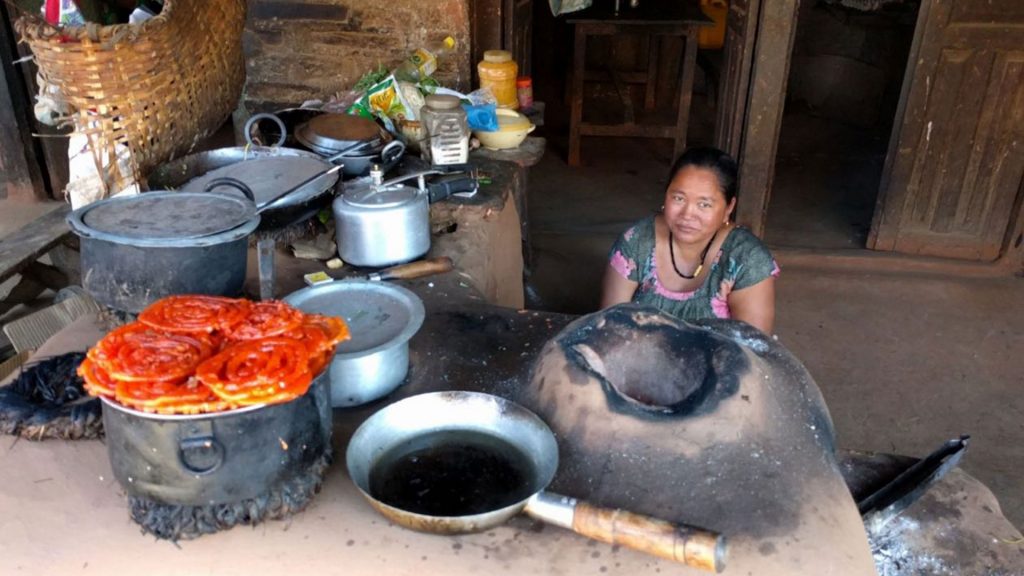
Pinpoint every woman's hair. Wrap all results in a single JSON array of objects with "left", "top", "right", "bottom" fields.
[{"left": 668, "top": 147, "right": 738, "bottom": 204}]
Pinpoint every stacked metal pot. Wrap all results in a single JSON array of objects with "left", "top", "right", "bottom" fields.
[{"left": 294, "top": 113, "right": 406, "bottom": 178}]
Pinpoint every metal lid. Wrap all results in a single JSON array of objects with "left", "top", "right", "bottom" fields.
[
  {"left": 424, "top": 94, "right": 461, "bottom": 110},
  {"left": 283, "top": 280, "right": 425, "bottom": 359},
  {"left": 181, "top": 156, "right": 338, "bottom": 209},
  {"left": 342, "top": 182, "right": 421, "bottom": 208},
  {"left": 297, "top": 113, "right": 385, "bottom": 153},
  {"left": 67, "top": 192, "right": 259, "bottom": 247}
]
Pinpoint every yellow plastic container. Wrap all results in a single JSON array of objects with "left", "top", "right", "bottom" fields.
[
  {"left": 699, "top": 0, "right": 728, "bottom": 50},
  {"left": 478, "top": 50, "right": 519, "bottom": 109}
]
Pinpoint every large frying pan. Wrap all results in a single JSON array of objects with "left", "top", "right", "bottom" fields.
[
  {"left": 147, "top": 146, "right": 339, "bottom": 230},
  {"left": 346, "top": 391, "right": 727, "bottom": 573}
]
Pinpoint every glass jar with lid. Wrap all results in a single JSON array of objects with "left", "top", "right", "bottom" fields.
[{"left": 420, "top": 94, "right": 469, "bottom": 166}]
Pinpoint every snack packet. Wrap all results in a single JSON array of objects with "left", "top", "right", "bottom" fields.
[{"left": 347, "top": 74, "right": 416, "bottom": 131}]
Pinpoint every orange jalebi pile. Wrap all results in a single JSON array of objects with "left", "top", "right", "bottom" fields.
[{"left": 79, "top": 295, "right": 349, "bottom": 415}]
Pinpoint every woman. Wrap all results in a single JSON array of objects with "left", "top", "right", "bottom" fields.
[{"left": 600, "top": 147, "right": 779, "bottom": 334}]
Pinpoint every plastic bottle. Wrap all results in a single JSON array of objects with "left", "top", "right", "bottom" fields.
[
  {"left": 516, "top": 77, "right": 534, "bottom": 112},
  {"left": 478, "top": 50, "right": 519, "bottom": 109},
  {"left": 394, "top": 36, "right": 457, "bottom": 83}
]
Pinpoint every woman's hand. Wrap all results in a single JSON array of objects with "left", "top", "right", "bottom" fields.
[
  {"left": 728, "top": 277, "right": 775, "bottom": 334},
  {"left": 600, "top": 265, "right": 638, "bottom": 309}
]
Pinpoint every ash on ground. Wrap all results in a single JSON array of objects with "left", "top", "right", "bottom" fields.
[{"left": 870, "top": 517, "right": 951, "bottom": 576}]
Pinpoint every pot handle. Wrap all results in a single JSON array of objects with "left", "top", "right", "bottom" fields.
[
  {"left": 525, "top": 492, "right": 726, "bottom": 573},
  {"left": 244, "top": 112, "right": 287, "bottom": 148},
  {"left": 204, "top": 177, "right": 257, "bottom": 205},
  {"left": 178, "top": 422, "right": 225, "bottom": 476},
  {"left": 380, "top": 140, "right": 406, "bottom": 171}
]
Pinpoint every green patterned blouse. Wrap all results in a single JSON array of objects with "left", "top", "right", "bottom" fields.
[{"left": 608, "top": 216, "right": 779, "bottom": 323}]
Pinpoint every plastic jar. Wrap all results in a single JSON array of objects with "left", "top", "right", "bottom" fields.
[
  {"left": 478, "top": 50, "right": 519, "bottom": 109},
  {"left": 516, "top": 76, "right": 534, "bottom": 112},
  {"left": 420, "top": 94, "right": 469, "bottom": 166}
]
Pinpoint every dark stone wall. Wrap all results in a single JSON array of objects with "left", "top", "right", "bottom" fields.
[{"left": 242, "top": 0, "right": 472, "bottom": 113}]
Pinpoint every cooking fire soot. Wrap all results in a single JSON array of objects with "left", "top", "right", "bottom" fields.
[{"left": 368, "top": 430, "right": 536, "bottom": 516}]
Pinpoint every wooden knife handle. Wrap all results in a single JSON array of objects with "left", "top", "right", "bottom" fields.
[
  {"left": 377, "top": 257, "right": 454, "bottom": 281},
  {"left": 572, "top": 502, "right": 726, "bottom": 573}
]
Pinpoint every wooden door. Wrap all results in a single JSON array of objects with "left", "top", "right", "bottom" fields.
[
  {"left": 869, "top": 0, "right": 1024, "bottom": 261},
  {"left": 714, "top": 0, "right": 760, "bottom": 159},
  {"left": 714, "top": 0, "right": 800, "bottom": 235},
  {"left": 504, "top": 0, "right": 533, "bottom": 76}
]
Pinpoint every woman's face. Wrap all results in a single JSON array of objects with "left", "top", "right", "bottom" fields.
[{"left": 663, "top": 166, "right": 736, "bottom": 244}]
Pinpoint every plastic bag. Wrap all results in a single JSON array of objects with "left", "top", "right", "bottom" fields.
[
  {"left": 464, "top": 103, "right": 499, "bottom": 132},
  {"left": 548, "top": 0, "right": 592, "bottom": 16}
]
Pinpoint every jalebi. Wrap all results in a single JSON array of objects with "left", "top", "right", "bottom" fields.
[
  {"left": 138, "top": 295, "right": 251, "bottom": 334},
  {"left": 88, "top": 323, "right": 215, "bottom": 383},
  {"left": 77, "top": 358, "right": 118, "bottom": 398},
  {"left": 114, "top": 377, "right": 228, "bottom": 415},
  {"left": 83, "top": 296, "right": 346, "bottom": 414},
  {"left": 196, "top": 337, "right": 312, "bottom": 406},
  {"left": 224, "top": 300, "right": 305, "bottom": 341},
  {"left": 301, "top": 314, "right": 351, "bottom": 351}
]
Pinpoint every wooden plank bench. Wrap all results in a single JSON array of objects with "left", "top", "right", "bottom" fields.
[{"left": 0, "top": 204, "right": 73, "bottom": 316}]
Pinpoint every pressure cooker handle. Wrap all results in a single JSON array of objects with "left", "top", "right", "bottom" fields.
[
  {"left": 427, "top": 175, "right": 479, "bottom": 203},
  {"left": 525, "top": 492, "right": 726, "bottom": 573},
  {"left": 204, "top": 177, "right": 257, "bottom": 205}
]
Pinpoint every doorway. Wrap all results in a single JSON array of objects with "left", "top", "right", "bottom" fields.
[{"left": 764, "top": 0, "right": 919, "bottom": 250}]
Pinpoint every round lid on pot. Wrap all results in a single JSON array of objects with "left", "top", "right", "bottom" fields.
[
  {"left": 283, "top": 280, "right": 425, "bottom": 359},
  {"left": 296, "top": 113, "right": 385, "bottom": 153},
  {"left": 68, "top": 192, "right": 259, "bottom": 246}
]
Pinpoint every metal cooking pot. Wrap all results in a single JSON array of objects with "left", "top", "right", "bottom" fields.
[
  {"left": 333, "top": 140, "right": 406, "bottom": 179},
  {"left": 283, "top": 280, "right": 425, "bottom": 407},
  {"left": 346, "top": 392, "right": 727, "bottom": 572},
  {"left": 101, "top": 373, "right": 331, "bottom": 506},
  {"left": 67, "top": 191, "right": 260, "bottom": 313}
]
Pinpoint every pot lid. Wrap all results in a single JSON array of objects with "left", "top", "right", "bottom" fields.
[
  {"left": 283, "top": 280, "right": 425, "bottom": 359},
  {"left": 297, "top": 113, "right": 385, "bottom": 153},
  {"left": 342, "top": 183, "right": 421, "bottom": 208},
  {"left": 180, "top": 156, "right": 338, "bottom": 209},
  {"left": 495, "top": 109, "right": 531, "bottom": 131},
  {"left": 73, "top": 192, "right": 258, "bottom": 243},
  {"left": 424, "top": 94, "right": 461, "bottom": 110}
]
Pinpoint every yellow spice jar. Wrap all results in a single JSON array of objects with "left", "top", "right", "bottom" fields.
[{"left": 478, "top": 50, "right": 519, "bottom": 109}]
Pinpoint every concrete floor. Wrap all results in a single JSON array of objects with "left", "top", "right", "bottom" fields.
[{"left": 526, "top": 136, "right": 1024, "bottom": 530}]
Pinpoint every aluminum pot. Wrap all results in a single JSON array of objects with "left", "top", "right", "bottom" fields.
[
  {"left": 101, "top": 373, "right": 331, "bottom": 506},
  {"left": 67, "top": 191, "right": 260, "bottom": 313},
  {"left": 283, "top": 280, "right": 425, "bottom": 407}
]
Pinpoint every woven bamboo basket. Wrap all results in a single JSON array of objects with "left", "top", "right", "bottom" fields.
[{"left": 16, "top": 0, "right": 247, "bottom": 197}]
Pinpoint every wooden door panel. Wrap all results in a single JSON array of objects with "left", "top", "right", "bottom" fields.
[
  {"left": 870, "top": 0, "right": 1024, "bottom": 260},
  {"left": 714, "top": 0, "right": 758, "bottom": 158},
  {"left": 504, "top": 0, "right": 533, "bottom": 76}
]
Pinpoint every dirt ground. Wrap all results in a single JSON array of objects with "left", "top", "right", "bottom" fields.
[{"left": 526, "top": 137, "right": 1024, "bottom": 530}]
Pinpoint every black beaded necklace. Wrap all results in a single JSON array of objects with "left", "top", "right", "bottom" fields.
[{"left": 668, "top": 229, "right": 718, "bottom": 279}]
